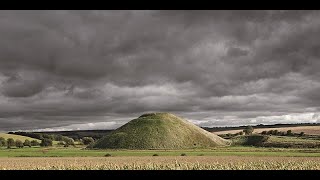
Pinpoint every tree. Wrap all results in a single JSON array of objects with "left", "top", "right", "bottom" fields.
[
  {"left": 82, "top": 137, "right": 95, "bottom": 145},
  {"left": 42, "top": 134, "right": 55, "bottom": 140},
  {"left": 287, "top": 130, "right": 293, "bottom": 136},
  {"left": 40, "top": 138, "right": 53, "bottom": 147},
  {"left": 30, "top": 140, "right": 40, "bottom": 146},
  {"left": 15, "top": 140, "right": 24, "bottom": 148},
  {"left": 62, "top": 137, "right": 74, "bottom": 147},
  {"left": 55, "top": 135, "right": 63, "bottom": 141},
  {"left": 34, "top": 134, "right": 43, "bottom": 140},
  {"left": 243, "top": 126, "right": 254, "bottom": 135},
  {"left": 0, "top": 137, "right": 6, "bottom": 147},
  {"left": 7, "top": 138, "right": 15, "bottom": 148},
  {"left": 23, "top": 139, "right": 31, "bottom": 147}
]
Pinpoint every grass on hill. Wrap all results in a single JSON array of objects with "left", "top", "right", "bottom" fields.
[
  {"left": 0, "top": 133, "right": 40, "bottom": 142},
  {"left": 93, "top": 113, "right": 230, "bottom": 149}
]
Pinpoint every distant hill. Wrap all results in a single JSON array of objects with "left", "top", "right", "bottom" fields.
[
  {"left": 203, "top": 123, "right": 320, "bottom": 133},
  {"left": 0, "top": 133, "right": 40, "bottom": 142},
  {"left": 32, "top": 130, "right": 113, "bottom": 140},
  {"left": 9, "top": 123, "right": 320, "bottom": 140},
  {"left": 93, "top": 113, "right": 231, "bottom": 149},
  {"left": 211, "top": 125, "right": 320, "bottom": 135}
]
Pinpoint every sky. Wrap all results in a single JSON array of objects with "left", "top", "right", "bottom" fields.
[{"left": 1, "top": 10, "right": 320, "bottom": 132}]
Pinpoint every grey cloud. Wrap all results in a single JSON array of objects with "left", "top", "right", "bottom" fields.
[
  {"left": 0, "top": 10, "right": 320, "bottom": 131},
  {"left": 1, "top": 74, "right": 44, "bottom": 97},
  {"left": 227, "top": 47, "right": 249, "bottom": 57}
]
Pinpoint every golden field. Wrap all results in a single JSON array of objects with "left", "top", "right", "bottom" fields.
[{"left": 0, "top": 156, "right": 320, "bottom": 170}]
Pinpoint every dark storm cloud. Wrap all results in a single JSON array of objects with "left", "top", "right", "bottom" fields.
[
  {"left": 0, "top": 10, "right": 320, "bottom": 131},
  {"left": 1, "top": 74, "right": 44, "bottom": 97}
]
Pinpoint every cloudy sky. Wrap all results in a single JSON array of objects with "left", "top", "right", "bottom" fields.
[{"left": 1, "top": 10, "right": 320, "bottom": 132}]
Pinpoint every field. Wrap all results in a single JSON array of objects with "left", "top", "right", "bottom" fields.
[
  {"left": 0, "top": 133, "right": 40, "bottom": 142},
  {"left": 2, "top": 146, "right": 320, "bottom": 157},
  {"left": 1, "top": 129, "right": 320, "bottom": 170},
  {"left": 0, "top": 156, "right": 320, "bottom": 170},
  {"left": 213, "top": 125, "right": 320, "bottom": 135}
]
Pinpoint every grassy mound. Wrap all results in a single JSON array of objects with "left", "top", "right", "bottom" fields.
[
  {"left": 93, "top": 113, "right": 231, "bottom": 149},
  {"left": 0, "top": 133, "right": 40, "bottom": 142}
]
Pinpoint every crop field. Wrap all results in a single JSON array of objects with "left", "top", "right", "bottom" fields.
[
  {"left": 0, "top": 156, "right": 319, "bottom": 170},
  {"left": 213, "top": 126, "right": 320, "bottom": 135}
]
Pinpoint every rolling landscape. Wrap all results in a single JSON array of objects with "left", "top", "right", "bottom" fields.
[
  {"left": 1, "top": 112, "right": 320, "bottom": 169},
  {"left": 1, "top": 10, "right": 320, "bottom": 171}
]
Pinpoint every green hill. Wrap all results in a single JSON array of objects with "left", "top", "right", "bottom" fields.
[
  {"left": 0, "top": 133, "right": 40, "bottom": 142},
  {"left": 93, "top": 113, "right": 231, "bottom": 149}
]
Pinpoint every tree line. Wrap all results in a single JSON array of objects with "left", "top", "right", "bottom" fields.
[
  {"left": 0, "top": 135, "right": 95, "bottom": 149},
  {"left": 0, "top": 137, "right": 40, "bottom": 148}
]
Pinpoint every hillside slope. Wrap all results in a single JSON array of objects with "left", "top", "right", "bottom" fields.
[
  {"left": 0, "top": 133, "right": 40, "bottom": 142},
  {"left": 93, "top": 113, "right": 230, "bottom": 149}
]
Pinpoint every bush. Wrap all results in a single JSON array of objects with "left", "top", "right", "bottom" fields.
[
  {"left": 42, "top": 134, "right": 55, "bottom": 141},
  {"left": 198, "top": 154, "right": 205, "bottom": 156},
  {"left": 40, "top": 138, "right": 53, "bottom": 147},
  {"left": 181, "top": 153, "right": 187, "bottom": 156},
  {"left": 82, "top": 137, "right": 95, "bottom": 145},
  {"left": 300, "top": 132, "right": 305, "bottom": 136},
  {"left": 15, "top": 140, "right": 24, "bottom": 148},
  {"left": 23, "top": 139, "right": 31, "bottom": 147},
  {"left": 30, "top": 140, "right": 40, "bottom": 146},
  {"left": 62, "top": 137, "right": 75, "bottom": 147},
  {"left": 152, "top": 154, "right": 159, "bottom": 156},
  {"left": 7, "top": 138, "right": 15, "bottom": 148},
  {"left": 261, "top": 131, "right": 267, "bottom": 135},
  {"left": 0, "top": 137, "right": 6, "bottom": 147},
  {"left": 243, "top": 126, "right": 254, "bottom": 135},
  {"left": 287, "top": 130, "right": 293, "bottom": 136},
  {"left": 105, "top": 153, "right": 112, "bottom": 157},
  {"left": 232, "top": 135, "right": 269, "bottom": 146}
]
